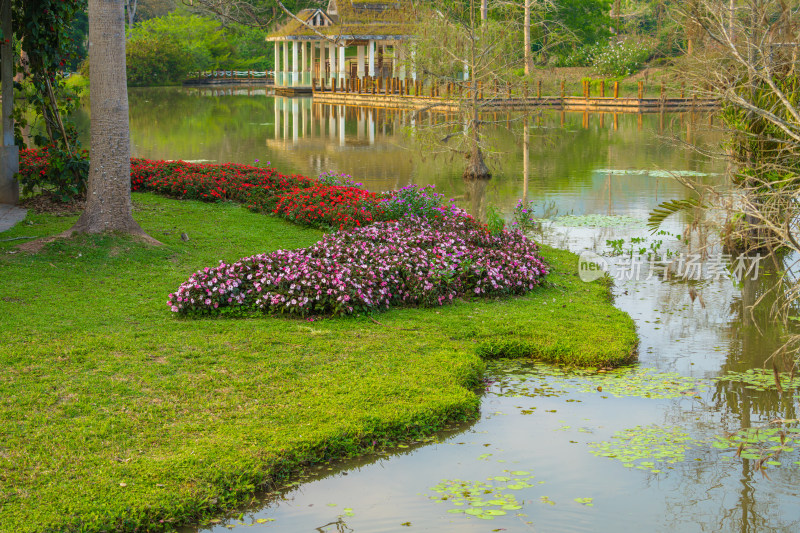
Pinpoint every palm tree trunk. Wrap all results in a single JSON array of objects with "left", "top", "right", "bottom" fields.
[{"left": 70, "top": 0, "right": 151, "bottom": 238}]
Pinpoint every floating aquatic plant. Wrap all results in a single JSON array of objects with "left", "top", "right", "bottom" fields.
[
  {"left": 554, "top": 214, "right": 644, "bottom": 228},
  {"left": 714, "top": 368, "right": 800, "bottom": 392},
  {"left": 489, "top": 362, "right": 707, "bottom": 400},
  {"left": 428, "top": 472, "right": 532, "bottom": 520},
  {"left": 589, "top": 424, "right": 700, "bottom": 472},
  {"left": 713, "top": 421, "right": 800, "bottom": 468},
  {"left": 594, "top": 169, "right": 714, "bottom": 179}
]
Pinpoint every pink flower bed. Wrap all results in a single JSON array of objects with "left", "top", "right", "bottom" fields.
[{"left": 168, "top": 215, "right": 548, "bottom": 317}]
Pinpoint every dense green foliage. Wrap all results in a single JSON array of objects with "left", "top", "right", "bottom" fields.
[
  {"left": 126, "top": 34, "right": 192, "bottom": 86},
  {"left": 126, "top": 10, "right": 273, "bottom": 82},
  {"left": 0, "top": 193, "right": 636, "bottom": 531},
  {"left": 9, "top": 0, "right": 89, "bottom": 200}
]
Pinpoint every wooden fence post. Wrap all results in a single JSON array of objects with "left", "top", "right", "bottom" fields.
[
  {"left": 600, "top": 80, "right": 605, "bottom": 97},
  {"left": 537, "top": 80, "right": 542, "bottom": 99},
  {"left": 560, "top": 80, "right": 565, "bottom": 99},
  {"left": 614, "top": 81, "right": 619, "bottom": 98},
  {"left": 638, "top": 81, "right": 644, "bottom": 99}
]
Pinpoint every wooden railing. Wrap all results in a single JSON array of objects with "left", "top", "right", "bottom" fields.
[
  {"left": 186, "top": 70, "right": 272, "bottom": 83},
  {"left": 311, "top": 76, "right": 708, "bottom": 104}
]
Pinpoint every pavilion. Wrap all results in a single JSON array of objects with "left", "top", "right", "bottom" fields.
[{"left": 266, "top": 0, "right": 417, "bottom": 93}]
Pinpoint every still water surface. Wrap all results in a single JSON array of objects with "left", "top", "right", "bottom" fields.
[{"left": 85, "top": 87, "right": 798, "bottom": 532}]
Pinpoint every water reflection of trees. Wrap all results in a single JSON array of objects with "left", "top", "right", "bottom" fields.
[{"left": 658, "top": 396, "right": 800, "bottom": 533}]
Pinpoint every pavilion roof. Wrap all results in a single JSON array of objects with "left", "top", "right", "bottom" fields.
[{"left": 266, "top": 0, "right": 415, "bottom": 41}]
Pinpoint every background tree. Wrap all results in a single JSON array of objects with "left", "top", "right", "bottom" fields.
[
  {"left": 405, "top": 0, "right": 525, "bottom": 181},
  {"left": 652, "top": 0, "right": 800, "bottom": 363},
  {"left": 125, "top": 0, "right": 139, "bottom": 26}
]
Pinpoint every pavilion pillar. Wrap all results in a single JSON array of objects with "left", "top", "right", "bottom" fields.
[
  {"left": 320, "top": 43, "right": 327, "bottom": 83},
  {"left": 301, "top": 41, "right": 307, "bottom": 84},
  {"left": 273, "top": 42, "right": 280, "bottom": 86},
  {"left": 309, "top": 41, "right": 315, "bottom": 82},
  {"left": 368, "top": 40, "right": 376, "bottom": 77},
  {"left": 391, "top": 43, "right": 398, "bottom": 78},
  {"left": 411, "top": 45, "right": 417, "bottom": 81},
  {"left": 329, "top": 42, "right": 337, "bottom": 86},
  {"left": 338, "top": 45, "right": 346, "bottom": 83},
  {"left": 463, "top": 60, "right": 469, "bottom": 81},
  {"left": 292, "top": 41, "right": 299, "bottom": 86},
  {"left": 357, "top": 45, "right": 365, "bottom": 78},
  {"left": 282, "top": 41, "right": 289, "bottom": 83},
  {"left": 398, "top": 45, "right": 406, "bottom": 80}
]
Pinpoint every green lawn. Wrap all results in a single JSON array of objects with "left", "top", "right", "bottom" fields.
[{"left": 0, "top": 193, "right": 636, "bottom": 532}]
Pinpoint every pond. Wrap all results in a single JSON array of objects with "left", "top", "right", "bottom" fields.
[{"left": 79, "top": 87, "right": 799, "bottom": 532}]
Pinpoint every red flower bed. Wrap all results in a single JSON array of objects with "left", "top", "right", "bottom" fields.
[
  {"left": 130, "top": 159, "right": 383, "bottom": 230},
  {"left": 19, "top": 148, "right": 382, "bottom": 230},
  {"left": 18, "top": 147, "right": 50, "bottom": 182},
  {"left": 273, "top": 184, "right": 384, "bottom": 230}
]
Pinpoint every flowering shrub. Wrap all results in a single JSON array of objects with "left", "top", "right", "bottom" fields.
[
  {"left": 590, "top": 41, "right": 651, "bottom": 77},
  {"left": 376, "top": 184, "right": 467, "bottom": 221},
  {"left": 168, "top": 215, "right": 548, "bottom": 317},
  {"left": 511, "top": 199, "right": 540, "bottom": 232},
  {"left": 18, "top": 146, "right": 89, "bottom": 202},
  {"left": 317, "top": 171, "right": 364, "bottom": 188}
]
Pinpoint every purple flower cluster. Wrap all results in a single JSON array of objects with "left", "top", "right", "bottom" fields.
[
  {"left": 377, "top": 184, "right": 467, "bottom": 220},
  {"left": 317, "top": 170, "right": 365, "bottom": 188},
  {"left": 168, "top": 215, "right": 548, "bottom": 317}
]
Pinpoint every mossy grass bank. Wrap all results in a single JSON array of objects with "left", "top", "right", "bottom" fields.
[{"left": 0, "top": 193, "right": 636, "bottom": 532}]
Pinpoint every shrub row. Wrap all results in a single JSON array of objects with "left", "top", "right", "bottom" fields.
[{"left": 19, "top": 150, "right": 470, "bottom": 231}]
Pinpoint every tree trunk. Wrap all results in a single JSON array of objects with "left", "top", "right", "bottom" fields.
[
  {"left": 463, "top": 145, "right": 491, "bottom": 180},
  {"left": 524, "top": 0, "right": 532, "bottom": 76},
  {"left": 70, "top": 0, "right": 151, "bottom": 238},
  {"left": 481, "top": 0, "right": 488, "bottom": 23},
  {"left": 125, "top": 0, "right": 137, "bottom": 28}
]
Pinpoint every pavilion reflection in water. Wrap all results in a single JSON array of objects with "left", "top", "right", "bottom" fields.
[{"left": 267, "top": 96, "right": 422, "bottom": 191}]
